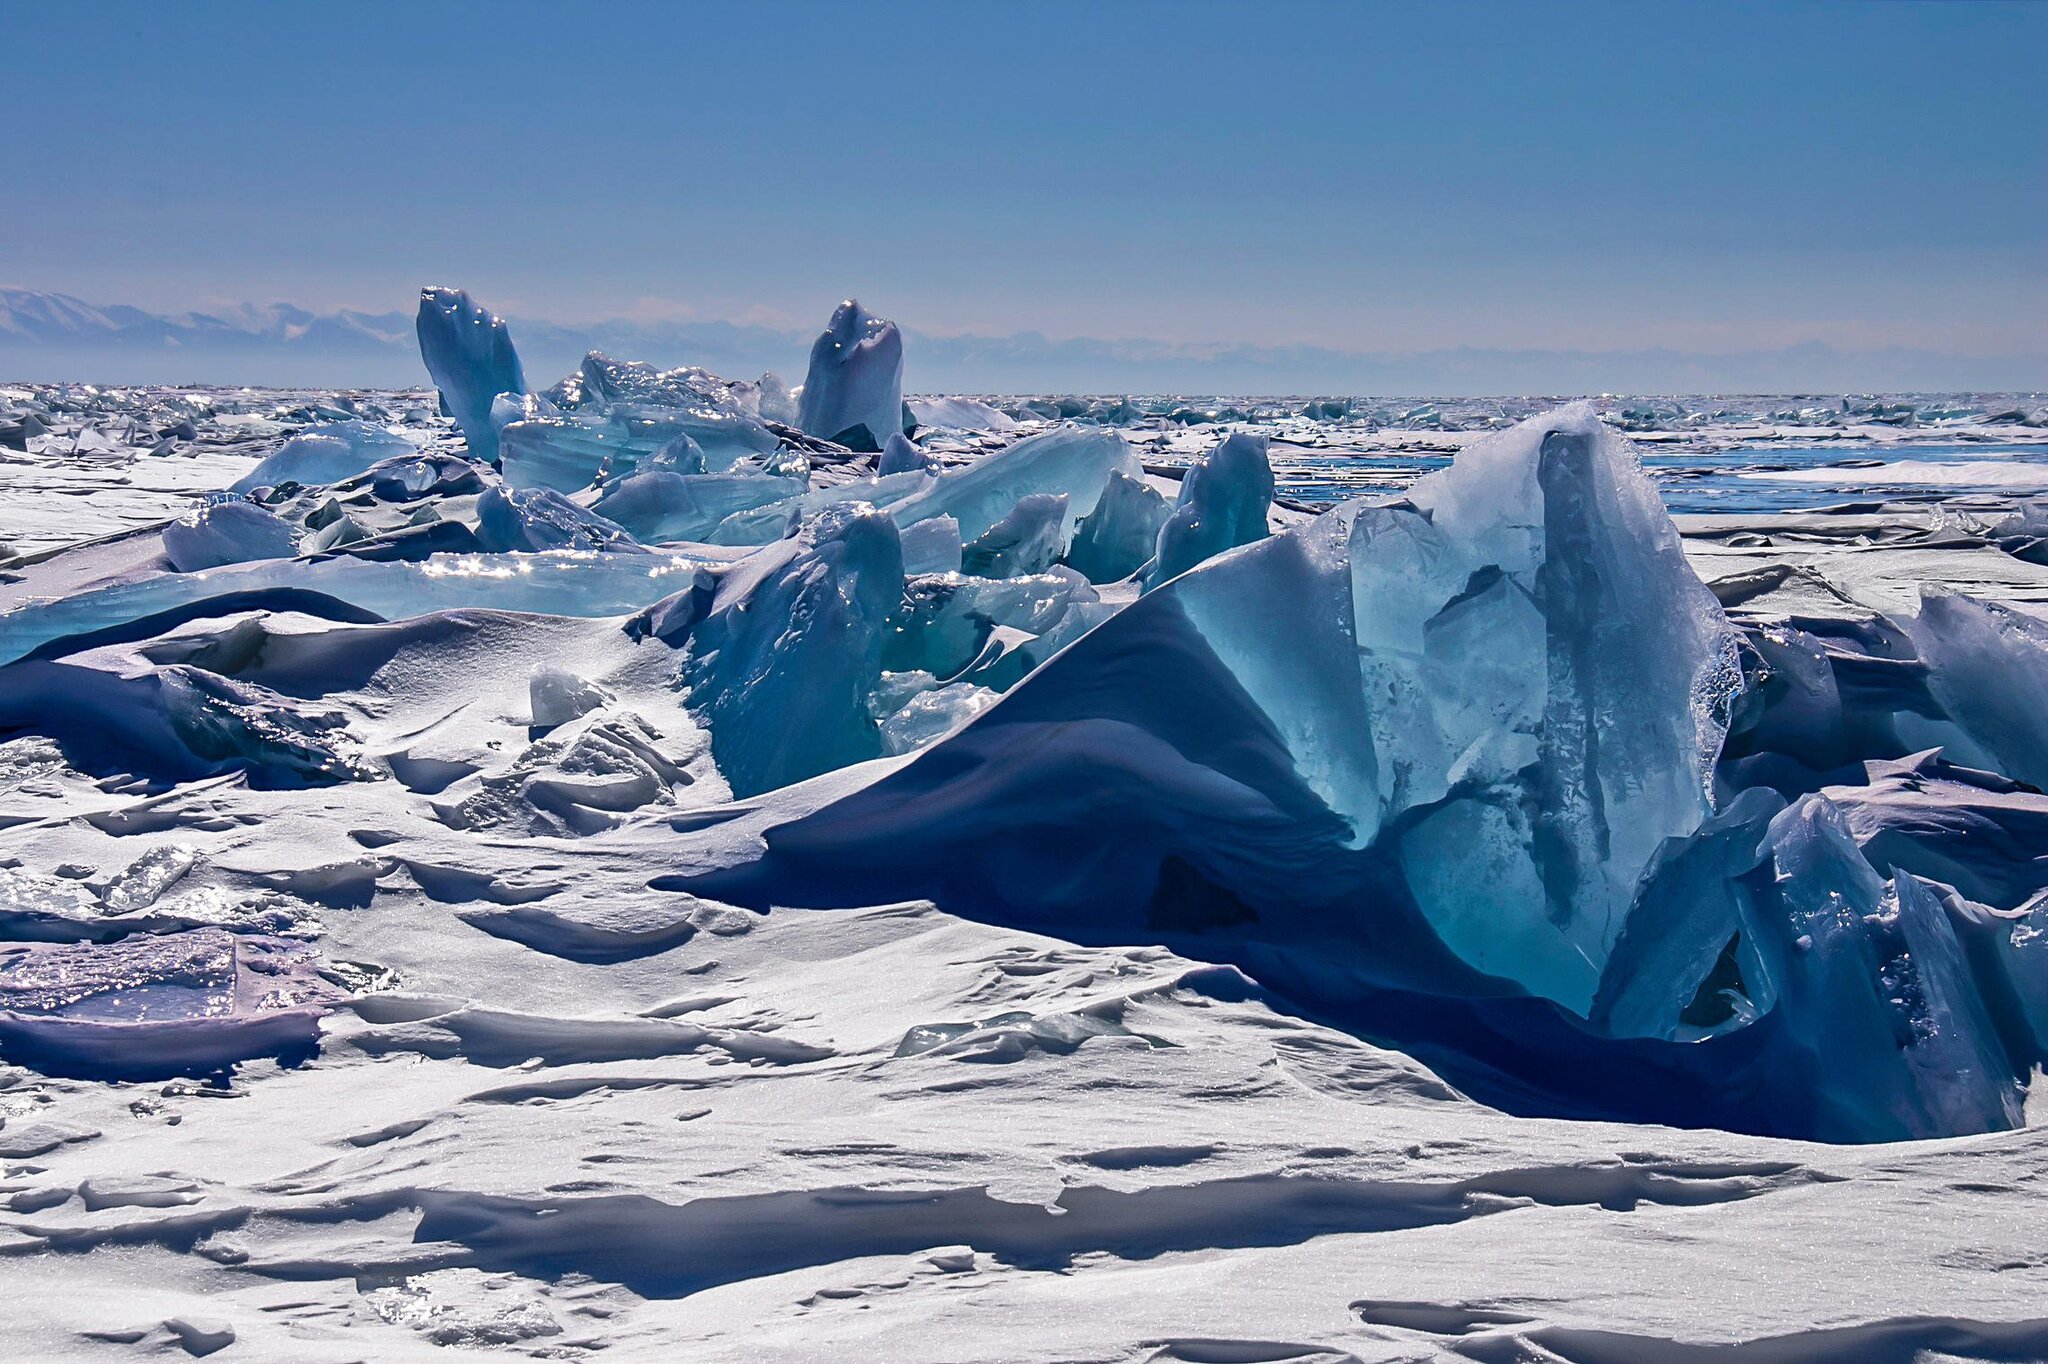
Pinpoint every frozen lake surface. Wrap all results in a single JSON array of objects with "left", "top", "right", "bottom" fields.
[{"left": 3, "top": 343, "right": 2048, "bottom": 1361}]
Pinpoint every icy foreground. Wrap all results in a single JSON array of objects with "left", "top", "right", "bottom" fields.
[{"left": 1, "top": 304, "right": 2047, "bottom": 1357}]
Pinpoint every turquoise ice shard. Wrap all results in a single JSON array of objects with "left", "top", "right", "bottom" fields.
[
  {"left": 1147, "top": 432, "right": 1274, "bottom": 588},
  {"left": 163, "top": 500, "right": 299, "bottom": 572},
  {"left": 474, "top": 486, "right": 643, "bottom": 554},
  {"left": 681, "top": 503, "right": 905, "bottom": 796},
  {"left": 416, "top": 286, "right": 526, "bottom": 462},
  {"left": 592, "top": 471, "right": 806, "bottom": 544},
  {"left": 962, "top": 493, "right": 1068, "bottom": 578},
  {"left": 1910, "top": 590, "right": 2048, "bottom": 788},
  {"left": 1066, "top": 468, "right": 1169, "bottom": 583},
  {"left": 879, "top": 431, "right": 936, "bottom": 476},
  {"left": 796, "top": 300, "right": 904, "bottom": 452},
  {"left": 887, "top": 425, "right": 1143, "bottom": 544}
]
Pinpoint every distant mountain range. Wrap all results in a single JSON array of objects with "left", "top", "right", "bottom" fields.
[{"left": 2, "top": 287, "right": 2039, "bottom": 396}]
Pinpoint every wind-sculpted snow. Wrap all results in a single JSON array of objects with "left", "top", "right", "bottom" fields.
[
  {"left": 12, "top": 312, "right": 2048, "bottom": 1355},
  {"left": 797, "top": 299, "right": 904, "bottom": 451},
  {"left": 415, "top": 287, "right": 524, "bottom": 463}
]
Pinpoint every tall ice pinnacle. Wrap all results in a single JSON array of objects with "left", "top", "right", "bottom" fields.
[
  {"left": 416, "top": 286, "right": 526, "bottom": 462},
  {"left": 796, "top": 299, "right": 904, "bottom": 452}
]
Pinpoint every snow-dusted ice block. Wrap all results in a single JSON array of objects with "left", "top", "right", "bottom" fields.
[
  {"left": 906, "top": 396, "right": 1017, "bottom": 433},
  {"left": 229, "top": 422, "right": 417, "bottom": 494},
  {"left": 681, "top": 504, "right": 904, "bottom": 796},
  {"left": 475, "top": 486, "right": 643, "bottom": 554},
  {"left": 163, "top": 500, "right": 299, "bottom": 572},
  {"left": 0, "top": 928, "right": 343, "bottom": 1079},
  {"left": 796, "top": 300, "right": 904, "bottom": 452},
  {"left": 1066, "top": 469, "right": 1168, "bottom": 583},
  {"left": 887, "top": 425, "right": 1144, "bottom": 544},
  {"left": 416, "top": 287, "right": 525, "bottom": 462},
  {"left": 592, "top": 471, "right": 806, "bottom": 545},
  {"left": 1147, "top": 431, "right": 1274, "bottom": 587}
]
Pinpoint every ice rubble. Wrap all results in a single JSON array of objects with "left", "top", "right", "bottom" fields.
[
  {"left": 677, "top": 403, "right": 2048, "bottom": 1142},
  {"left": 7, "top": 293, "right": 2048, "bottom": 1146},
  {"left": 797, "top": 299, "right": 904, "bottom": 451}
]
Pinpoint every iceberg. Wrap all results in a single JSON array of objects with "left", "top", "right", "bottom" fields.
[
  {"left": 416, "top": 287, "right": 525, "bottom": 463},
  {"left": 163, "top": 500, "right": 300, "bottom": 572},
  {"left": 1146, "top": 431, "right": 1274, "bottom": 587},
  {"left": 796, "top": 300, "right": 904, "bottom": 452}
]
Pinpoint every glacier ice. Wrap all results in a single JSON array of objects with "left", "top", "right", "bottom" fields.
[
  {"left": 1146, "top": 431, "right": 1274, "bottom": 587},
  {"left": 796, "top": 300, "right": 904, "bottom": 452},
  {"left": 416, "top": 287, "right": 525, "bottom": 463},
  {"left": 163, "top": 500, "right": 300, "bottom": 572}
]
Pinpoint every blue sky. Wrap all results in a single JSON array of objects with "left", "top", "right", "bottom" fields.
[{"left": 4, "top": 0, "right": 2042, "bottom": 387}]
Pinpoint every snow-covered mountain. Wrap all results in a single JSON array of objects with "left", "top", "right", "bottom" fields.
[{"left": 2, "top": 287, "right": 2039, "bottom": 394}]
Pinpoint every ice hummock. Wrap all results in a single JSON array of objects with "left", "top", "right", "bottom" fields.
[
  {"left": 678, "top": 503, "right": 905, "bottom": 796},
  {"left": 796, "top": 300, "right": 904, "bottom": 452},
  {"left": 416, "top": 287, "right": 525, "bottom": 463},
  {"left": 1146, "top": 431, "right": 1275, "bottom": 587}
]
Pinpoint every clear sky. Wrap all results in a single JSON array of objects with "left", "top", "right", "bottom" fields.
[{"left": 4, "top": 0, "right": 2042, "bottom": 383}]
